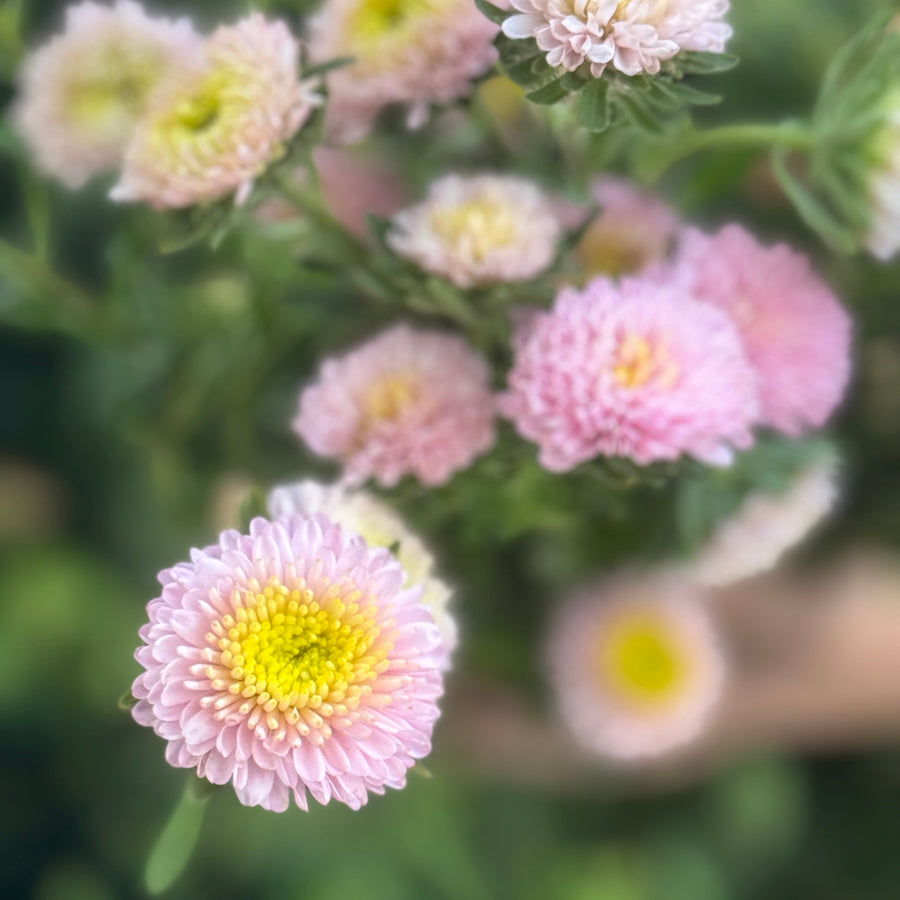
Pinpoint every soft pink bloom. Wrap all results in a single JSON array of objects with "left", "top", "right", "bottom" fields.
[
  {"left": 307, "top": 0, "right": 499, "bottom": 142},
  {"left": 111, "top": 14, "right": 319, "bottom": 208},
  {"left": 294, "top": 324, "right": 496, "bottom": 486},
  {"left": 546, "top": 570, "right": 726, "bottom": 761},
  {"left": 387, "top": 173, "right": 562, "bottom": 288},
  {"left": 574, "top": 176, "right": 679, "bottom": 278},
  {"left": 501, "top": 0, "right": 731, "bottom": 79},
  {"left": 13, "top": 0, "right": 198, "bottom": 187},
  {"left": 132, "top": 515, "right": 444, "bottom": 811},
  {"left": 499, "top": 276, "right": 759, "bottom": 470},
  {"left": 672, "top": 225, "right": 853, "bottom": 436}
]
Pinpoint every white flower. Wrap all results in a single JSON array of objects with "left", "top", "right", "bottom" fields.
[
  {"left": 693, "top": 455, "right": 840, "bottom": 587},
  {"left": 267, "top": 480, "right": 457, "bottom": 669},
  {"left": 865, "top": 103, "right": 900, "bottom": 260},
  {"left": 387, "top": 173, "right": 562, "bottom": 288},
  {"left": 13, "top": 0, "right": 199, "bottom": 187},
  {"left": 502, "top": 0, "right": 731, "bottom": 78}
]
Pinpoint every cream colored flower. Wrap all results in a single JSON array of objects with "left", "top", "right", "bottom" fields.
[
  {"left": 111, "top": 14, "right": 319, "bottom": 209},
  {"left": 13, "top": 1, "right": 198, "bottom": 187}
]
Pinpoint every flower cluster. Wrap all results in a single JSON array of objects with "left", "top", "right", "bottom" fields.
[{"left": 132, "top": 515, "right": 445, "bottom": 811}]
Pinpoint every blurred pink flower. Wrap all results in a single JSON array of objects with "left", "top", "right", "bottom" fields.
[
  {"left": 673, "top": 225, "right": 853, "bottom": 436},
  {"left": 111, "top": 14, "right": 319, "bottom": 208},
  {"left": 499, "top": 276, "right": 758, "bottom": 470},
  {"left": 307, "top": 0, "right": 498, "bottom": 142},
  {"left": 132, "top": 515, "right": 444, "bottom": 811},
  {"left": 294, "top": 324, "right": 496, "bottom": 486},
  {"left": 13, "top": 0, "right": 198, "bottom": 187},
  {"left": 501, "top": 0, "right": 731, "bottom": 78},
  {"left": 387, "top": 173, "right": 562, "bottom": 288},
  {"left": 546, "top": 571, "right": 726, "bottom": 761},
  {"left": 574, "top": 176, "right": 679, "bottom": 278}
]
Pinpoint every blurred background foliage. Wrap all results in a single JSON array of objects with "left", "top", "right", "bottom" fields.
[{"left": 3, "top": 0, "right": 900, "bottom": 898}]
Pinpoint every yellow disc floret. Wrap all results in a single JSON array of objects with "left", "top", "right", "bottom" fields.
[{"left": 614, "top": 332, "right": 679, "bottom": 390}]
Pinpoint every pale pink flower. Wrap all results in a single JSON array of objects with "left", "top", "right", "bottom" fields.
[
  {"left": 268, "top": 480, "right": 457, "bottom": 668},
  {"left": 294, "top": 324, "right": 496, "bottom": 486},
  {"left": 499, "top": 276, "right": 758, "bottom": 470},
  {"left": 574, "top": 176, "right": 679, "bottom": 278},
  {"left": 547, "top": 570, "right": 726, "bottom": 760},
  {"left": 13, "top": 1, "right": 198, "bottom": 187},
  {"left": 672, "top": 225, "right": 852, "bottom": 436},
  {"left": 132, "top": 515, "right": 444, "bottom": 811},
  {"left": 501, "top": 0, "right": 731, "bottom": 79},
  {"left": 387, "top": 174, "right": 562, "bottom": 288},
  {"left": 694, "top": 454, "right": 840, "bottom": 587},
  {"left": 111, "top": 14, "right": 320, "bottom": 208},
  {"left": 307, "top": 0, "right": 498, "bottom": 142}
]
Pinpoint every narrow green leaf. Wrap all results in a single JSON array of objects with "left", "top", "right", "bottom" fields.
[
  {"left": 145, "top": 780, "right": 211, "bottom": 895},
  {"left": 474, "top": 0, "right": 508, "bottom": 25},
  {"left": 302, "top": 55, "right": 356, "bottom": 79},
  {"left": 576, "top": 80, "right": 611, "bottom": 131},
  {"left": 118, "top": 690, "right": 138, "bottom": 711},
  {"left": 525, "top": 73, "right": 581, "bottom": 105},
  {"left": 676, "top": 51, "right": 739, "bottom": 75}
]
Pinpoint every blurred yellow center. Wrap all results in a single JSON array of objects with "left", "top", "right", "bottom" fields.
[
  {"left": 575, "top": 223, "right": 650, "bottom": 278},
  {"left": 614, "top": 333, "right": 678, "bottom": 389},
  {"left": 210, "top": 579, "right": 386, "bottom": 717},
  {"left": 601, "top": 614, "right": 688, "bottom": 704},
  {"left": 363, "top": 373, "right": 419, "bottom": 423},
  {"left": 431, "top": 199, "right": 519, "bottom": 262},
  {"left": 348, "top": 0, "right": 435, "bottom": 58}
]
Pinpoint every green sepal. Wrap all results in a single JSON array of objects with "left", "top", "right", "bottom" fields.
[{"left": 474, "top": 0, "right": 508, "bottom": 26}]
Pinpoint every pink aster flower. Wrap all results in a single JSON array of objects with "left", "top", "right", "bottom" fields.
[
  {"left": 546, "top": 570, "right": 726, "bottom": 761},
  {"left": 387, "top": 174, "right": 563, "bottom": 288},
  {"left": 672, "top": 225, "right": 853, "bottom": 436},
  {"left": 294, "top": 325, "right": 496, "bottom": 486},
  {"left": 268, "top": 479, "right": 457, "bottom": 669},
  {"left": 499, "top": 276, "right": 759, "bottom": 470},
  {"left": 12, "top": 1, "right": 198, "bottom": 188},
  {"left": 111, "top": 14, "right": 320, "bottom": 208},
  {"left": 307, "top": 0, "right": 499, "bottom": 142},
  {"left": 574, "top": 176, "right": 679, "bottom": 278},
  {"left": 501, "top": 0, "right": 731, "bottom": 79},
  {"left": 132, "top": 515, "right": 444, "bottom": 811}
]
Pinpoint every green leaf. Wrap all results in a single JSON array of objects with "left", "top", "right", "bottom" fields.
[
  {"left": 526, "top": 72, "right": 585, "bottom": 104},
  {"left": 302, "top": 55, "right": 356, "bottom": 79},
  {"left": 576, "top": 80, "right": 611, "bottom": 131},
  {"left": 144, "top": 779, "right": 212, "bottom": 895},
  {"left": 474, "top": 0, "right": 508, "bottom": 25},
  {"left": 675, "top": 51, "right": 739, "bottom": 76},
  {"left": 118, "top": 690, "right": 138, "bottom": 710}
]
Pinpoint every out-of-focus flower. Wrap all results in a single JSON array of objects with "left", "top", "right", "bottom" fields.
[
  {"left": 307, "top": 0, "right": 498, "bottom": 142},
  {"left": 693, "top": 454, "right": 840, "bottom": 587},
  {"left": 499, "top": 276, "right": 758, "bottom": 470},
  {"left": 574, "top": 176, "right": 679, "bottom": 278},
  {"left": 132, "top": 515, "right": 444, "bottom": 811},
  {"left": 865, "top": 96, "right": 900, "bottom": 260},
  {"left": 294, "top": 324, "right": 496, "bottom": 487},
  {"left": 547, "top": 571, "right": 726, "bottom": 760},
  {"left": 672, "top": 225, "right": 852, "bottom": 436},
  {"left": 111, "top": 14, "right": 319, "bottom": 208},
  {"left": 13, "top": 0, "right": 198, "bottom": 188},
  {"left": 501, "top": 0, "right": 731, "bottom": 79},
  {"left": 268, "top": 480, "right": 457, "bottom": 668},
  {"left": 387, "top": 174, "right": 562, "bottom": 288}
]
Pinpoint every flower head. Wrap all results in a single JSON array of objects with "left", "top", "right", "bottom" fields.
[
  {"left": 387, "top": 174, "right": 562, "bottom": 288},
  {"left": 574, "top": 176, "right": 679, "bottom": 278},
  {"left": 268, "top": 480, "right": 457, "bottom": 668},
  {"left": 294, "top": 324, "right": 496, "bottom": 486},
  {"left": 865, "top": 96, "right": 900, "bottom": 260},
  {"left": 111, "top": 14, "right": 319, "bottom": 208},
  {"left": 694, "top": 454, "right": 840, "bottom": 587},
  {"left": 546, "top": 571, "right": 725, "bottom": 760},
  {"left": 307, "top": 0, "right": 498, "bottom": 142},
  {"left": 132, "top": 515, "right": 444, "bottom": 811},
  {"left": 501, "top": 0, "right": 731, "bottom": 79},
  {"left": 672, "top": 225, "right": 852, "bottom": 436},
  {"left": 13, "top": 0, "right": 198, "bottom": 187},
  {"left": 499, "top": 276, "right": 758, "bottom": 470}
]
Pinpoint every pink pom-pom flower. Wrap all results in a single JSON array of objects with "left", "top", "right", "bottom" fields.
[
  {"left": 499, "top": 276, "right": 759, "bottom": 470},
  {"left": 132, "top": 515, "right": 445, "bottom": 811},
  {"left": 294, "top": 324, "right": 496, "bottom": 487},
  {"left": 546, "top": 570, "right": 726, "bottom": 761},
  {"left": 671, "top": 224, "right": 853, "bottom": 436}
]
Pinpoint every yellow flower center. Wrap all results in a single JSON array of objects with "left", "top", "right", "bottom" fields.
[
  {"left": 362, "top": 373, "right": 419, "bottom": 424},
  {"left": 613, "top": 332, "right": 679, "bottom": 390},
  {"left": 206, "top": 578, "right": 390, "bottom": 732},
  {"left": 599, "top": 613, "right": 689, "bottom": 706},
  {"left": 346, "top": 0, "right": 435, "bottom": 58},
  {"left": 430, "top": 198, "right": 519, "bottom": 262},
  {"left": 575, "top": 222, "right": 654, "bottom": 278}
]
